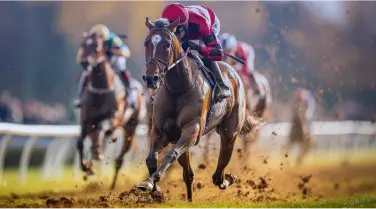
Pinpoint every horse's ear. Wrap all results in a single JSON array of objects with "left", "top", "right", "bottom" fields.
[
  {"left": 168, "top": 17, "right": 180, "bottom": 32},
  {"left": 82, "top": 32, "right": 88, "bottom": 38},
  {"left": 145, "top": 17, "right": 155, "bottom": 30}
]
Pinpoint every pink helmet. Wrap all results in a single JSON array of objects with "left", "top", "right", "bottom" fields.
[{"left": 162, "top": 3, "right": 189, "bottom": 26}]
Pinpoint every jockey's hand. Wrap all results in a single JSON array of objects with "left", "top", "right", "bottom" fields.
[{"left": 182, "top": 41, "right": 201, "bottom": 52}]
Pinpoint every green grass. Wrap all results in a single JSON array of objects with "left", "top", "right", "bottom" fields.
[
  {"left": 156, "top": 195, "right": 376, "bottom": 208},
  {"left": 0, "top": 166, "right": 84, "bottom": 195}
]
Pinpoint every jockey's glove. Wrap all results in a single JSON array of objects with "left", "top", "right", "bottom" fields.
[{"left": 182, "top": 40, "right": 201, "bottom": 52}]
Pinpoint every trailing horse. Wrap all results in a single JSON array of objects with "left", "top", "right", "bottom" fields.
[
  {"left": 76, "top": 33, "right": 145, "bottom": 190},
  {"left": 285, "top": 88, "right": 316, "bottom": 166},
  {"left": 136, "top": 17, "right": 265, "bottom": 202}
]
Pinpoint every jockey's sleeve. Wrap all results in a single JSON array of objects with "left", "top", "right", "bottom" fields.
[
  {"left": 110, "top": 36, "right": 131, "bottom": 58},
  {"left": 199, "top": 31, "right": 223, "bottom": 61}
]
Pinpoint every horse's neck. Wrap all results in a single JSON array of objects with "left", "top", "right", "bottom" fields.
[
  {"left": 164, "top": 49, "right": 194, "bottom": 93},
  {"left": 165, "top": 63, "right": 192, "bottom": 89},
  {"left": 90, "top": 62, "right": 113, "bottom": 89}
]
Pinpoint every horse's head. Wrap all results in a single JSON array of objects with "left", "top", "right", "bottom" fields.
[
  {"left": 80, "top": 32, "right": 106, "bottom": 71},
  {"left": 142, "top": 17, "right": 181, "bottom": 89}
]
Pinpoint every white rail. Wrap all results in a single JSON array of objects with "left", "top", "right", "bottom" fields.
[{"left": 0, "top": 121, "right": 375, "bottom": 183}]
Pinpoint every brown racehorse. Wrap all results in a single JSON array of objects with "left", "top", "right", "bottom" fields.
[
  {"left": 76, "top": 33, "right": 144, "bottom": 188},
  {"left": 285, "top": 88, "right": 316, "bottom": 166},
  {"left": 136, "top": 17, "right": 265, "bottom": 202},
  {"left": 76, "top": 33, "right": 126, "bottom": 179}
]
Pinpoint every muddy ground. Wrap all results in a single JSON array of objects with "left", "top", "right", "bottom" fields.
[{"left": 1, "top": 146, "right": 376, "bottom": 208}]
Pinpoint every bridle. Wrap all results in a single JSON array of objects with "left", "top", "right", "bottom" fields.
[{"left": 144, "top": 27, "right": 197, "bottom": 96}]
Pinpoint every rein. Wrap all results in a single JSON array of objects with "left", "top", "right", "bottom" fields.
[{"left": 145, "top": 27, "right": 198, "bottom": 96}]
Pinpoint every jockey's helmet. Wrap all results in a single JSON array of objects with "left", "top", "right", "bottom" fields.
[
  {"left": 219, "top": 33, "right": 237, "bottom": 53},
  {"left": 89, "top": 24, "right": 111, "bottom": 41},
  {"left": 162, "top": 3, "right": 189, "bottom": 26}
]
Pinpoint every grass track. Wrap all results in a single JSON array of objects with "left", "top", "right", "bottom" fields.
[{"left": 1, "top": 149, "right": 376, "bottom": 207}]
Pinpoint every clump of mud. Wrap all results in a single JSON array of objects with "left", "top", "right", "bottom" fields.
[
  {"left": 46, "top": 197, "right": 74, "bottom": 208},
  {"left": 298, "top": 174, "right": 312, "bottom": 199},
  {"left": 117, "top": 187, "right": 167, "bottom": 205},
  {"left": 236, "top": 176, "right": 280, "bottom": 202}
]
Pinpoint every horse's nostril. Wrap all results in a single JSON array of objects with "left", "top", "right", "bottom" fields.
[{"left": 153, "top": 75, "right": 159, "bottom": 81}]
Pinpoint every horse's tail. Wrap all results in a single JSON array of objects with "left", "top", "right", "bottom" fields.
[{"left": 240, "top": 110, "right": 267, "bottom": 135}]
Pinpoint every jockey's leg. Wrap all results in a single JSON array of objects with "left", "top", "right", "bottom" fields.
[
  {"left": 111, "top": 56, "right": 130, "bottom": 89},
  {"left": 74, "top": 70, "right": 89, "bottom": 108},
  {"left": 202, "top": 58, "right": 230, "bottom": 102}
]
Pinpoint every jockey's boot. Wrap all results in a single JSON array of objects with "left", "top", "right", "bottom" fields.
[
  {"left": 73, "top": 72, "right": 88, "bottom": 108},
  {"left": 202, "top": 58, "right": 231, "bottom": 102}
]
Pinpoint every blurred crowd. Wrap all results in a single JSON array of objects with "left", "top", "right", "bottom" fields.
[{"left": 0, "top": 91, "right": 69, "bottom": 125}]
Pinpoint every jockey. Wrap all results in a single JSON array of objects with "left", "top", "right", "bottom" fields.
[
  {"left": 74, "top": 24, "right": 131, "bottom": 108},
  {"left": 161, "top": 3, "right": 230, "bottom": 102},
  {"left": 219, "top": 33, "right": 261, "bottom": 97}
]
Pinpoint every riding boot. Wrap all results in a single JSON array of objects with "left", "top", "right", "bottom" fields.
[
  {"left": 202, "top": 58, "right": 231, "bottom": 102},
  {"left": 74, "top": 71, "right": 88, "bottom": 108}
]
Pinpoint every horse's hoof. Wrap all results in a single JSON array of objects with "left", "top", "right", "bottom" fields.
[
  {"left": 136, "top": 179, "right": 154, "bottom": 192},
  {"left": 152, "top": 184, "right": 161, "bottom": 192},
  {"left": 219, "top": 173, "right": 238, "bottom": 190}
]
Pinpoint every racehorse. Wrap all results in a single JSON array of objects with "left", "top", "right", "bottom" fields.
[
  {"left": 136, "top": 17, "right": 265, "bottom": 202},
  {"left": 76, "top": 33, "right": 145, "bottom": 189},
  {"left": 285, "top": 88, "right": 316, "bottom": 165}
]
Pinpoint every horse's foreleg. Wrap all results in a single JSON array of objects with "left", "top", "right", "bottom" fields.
[
  {"left": 138, "top": 122, "right": 200, "bottom": 193},
  {"left": 76, "top": 128, "right": 88, "bottom": 173},
  {"left": 177, "top": 151, "right": 195, "bottom": 202},
  {"left": 88, "top": 130, "right": 103, "bottom": 161},
  {"left": 137, "top": 126, "right": 168, "bottom": 192},
  {"left": 296, "top": 133, "right": 313, "bottom": 166},
  {"left": 111, "top": 120, "right": 136, "bottom": 190}
]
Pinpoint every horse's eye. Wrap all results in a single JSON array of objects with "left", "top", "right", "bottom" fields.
[{"left": 165, "top": 43, "right": 170, "bottom": 50}]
